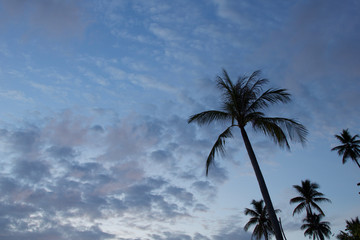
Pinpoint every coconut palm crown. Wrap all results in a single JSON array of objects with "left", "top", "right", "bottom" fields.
[
  {"left": 244, "top": 199, "right": 280, "bottom": 240},
  {"left": 331, "top": 129, "right": 360, "bottom": 168},
  {"left": 301, "top": 214, "right": 331, "bottom": 240},
  {"left": 290, "top": 179, "right": 331, "bottom": 216},
  {"left": 188, "top": 69, "right": 308, "bottom": 240},
  {"left": 337, "top": 217, "right": 360, "bottom": 240}
]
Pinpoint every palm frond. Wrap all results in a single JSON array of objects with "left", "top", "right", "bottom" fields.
[
  {"left": 252, "top": 117, "right": 290, "bottom": 149},
  {"left": 292, "top": 202, "right": 306, "bottom": 215},
  {"left": 245, "top": 208, "right": 259, "bottom": 217},
  {"left": 249, "top": 78, "right": 269, "bottom": 96},
  {"left": 342, "top": 151, "right": 349, "bottom": 164},
  {"left": 293, "top": 184, "right": 306, "bottom": 194},
  {"left": 206, "top": 126, "right": 233, "bottom": 176},
  {"left": 244, "top": 70, "right": 262, "bottom": 89},
  {"left": 313, "top": 197, "right": 331, "bottom": 203},
  {"left": 252, "top": 117, "right": 308, "bottom": 148},
  {"left": 244, "top": 218, "right": 259, "bottom": 231},
  {"left": 310, "top": 202, "right": 326, "bottom": 216},
  {"left": 217, "top": 69, "right": 235, "bottom": 97},
  {"left": 247, "top": 88, "right": 291, "bottom": 112},
  {"left": 331, "top": 145, "right": 345, "bottom": 154},
  {"left": 351, "top": 134, "right": 360, "bottom": 142},
  {"left": 188, "top": 110, "right": 230, "bottom": 125},
  {"left": 217, "top": 70, "right": 241, "bottom": 113},
  {"left": 290, "top": 196, "right": 306, "bottom": 204},
  {"left": 334, "top": 134, "right": 346, "bottom": 143}
]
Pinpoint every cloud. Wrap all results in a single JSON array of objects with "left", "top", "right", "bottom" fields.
[
  {"left": 255, "top": 0, "right": 360, "bottom": 133},
  {"left": 4, "top": 127, "right": 40, "bottom": 155},
  {"left": 165, "top": 186, "right": 194, "bottom": 206},
  {"left": 191, "top": 181, "right": 217, "bottom": 201},
  {"left": 211, "top": 213, "right": 252, "bottom": 240},
  {"left": 13, "top": 159, "right": 50, "bottom": 183},
  {"left": 193, "top": 203, "right": 209, "bottom": 213},
  {"left": 150, "top": 231, "right": 192, "bottom": 240},
  {"left": 212, "top": 227, "right": 251, "bottom": 240},
  {"left": 0, "top": 110, "right": 222, "bottom": 239},
  {"left": 0, "top": 90, "right": 33, "bottom": 102},
  {"left": 149, "top": 23, "right": 182, "bottom": 42},
  {"left": 47, "top": 145, "right": 78, "bottom": 160},
  {"left": 0, "top": 0, "right": 89, "bottom": 40}
]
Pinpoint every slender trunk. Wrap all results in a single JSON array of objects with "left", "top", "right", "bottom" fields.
[
  {"left": 240, "top": 127, "right": 284, "bottom": 240},
  {"left": 306, "top": 205, "right": 313, "bottom": 217},
  {"left": 279, "top": 218, "right": 287, "bottom": 240}
]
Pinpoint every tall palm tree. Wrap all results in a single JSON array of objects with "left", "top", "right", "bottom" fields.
[
  {"left": 331, "top": 129, "right": 360, "bottom": 168},
  {"left": 290, "top": 179, "right": 331, "bottom": 216},
  {"left": 337, "top": 217, "right": 360, "bottom": 240},
  {"left": 244, "top": 199, "right": 280, "bottom": 240},
  {"left": 188, "top": 69, "right": 308, "bottom": 240},
  {"left": 301, "top": 214, "right": 331, "bottom": 240}
]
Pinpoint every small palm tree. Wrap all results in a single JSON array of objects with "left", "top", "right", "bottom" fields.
[
  {"left": 290, "top": 180, "right": 331, "bottom": 216},
  {"left": 301, "top": 214, "right": 331, "bottom": 240},
  {"left": 331, "top": 129, "right": 360, "bottom": 168},
  {"left": 244, "top": 199, "right": 280, "bottom": 240},
  {"left": 188, "top": 69, "right": 308, "bottom": 240},
  {"left": 337, "top": 217, "right": 360, "bottom": 240}
]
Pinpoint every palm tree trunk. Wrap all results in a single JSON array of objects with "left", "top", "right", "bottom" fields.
[
  {"left": 240, "top": 127, "right": 284, "bottom": 240},
  {"left": 279, "top": 217, "right": 287, "bottom": 240},
  {"left": 306, "top": 205, "right": 313, "bottom": 217}
]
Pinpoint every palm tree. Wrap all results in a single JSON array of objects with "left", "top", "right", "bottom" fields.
[
  {"left": 301, "top": 214, "right": 331, "bottom": 240},
  {"left": 337, "top": 217, "right": 360, "bottom": 240},
  {"left": 290, "top": 180, "right": 331, "bottom": 216},
  {"left": 188, "top": 69, "right": 308, "bottom": 240},
  {"left": 331, "top": 129, "right": 360, "bottom": 168},
  {"left": 244, "top": 199, "right": 280, "bottom": 240}
]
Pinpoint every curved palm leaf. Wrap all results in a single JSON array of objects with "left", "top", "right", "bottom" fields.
[
  {"left": 292, "top": 202, "right": 307, "bottom": 215},
  {"left": 188, "top": 110, "right": 230, "bottom": 125},
  {"left": 206, "top": 126, "right": 233, "bottom": 176},
  {"left": 247, "top": 88, "right": 291, "bottom": 112}
]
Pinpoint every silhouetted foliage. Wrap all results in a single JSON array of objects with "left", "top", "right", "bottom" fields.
[
  {"left": 244, "top": 199, "right": 280, "bottom": 240},
  {"left": 301, "top": 214, "right": 331, "bottom": 240},
  {"left": 332, "top": 129, "right": 360, "bottom": 168},
  {"left": 337, "top": 217, "right": 360, "bottom": 240},
  {"left": 290, "top": 180, "right": 331, "bottom": 216},
  {"left": 188, "top": 69, "right": 307, "bottom": 240}
]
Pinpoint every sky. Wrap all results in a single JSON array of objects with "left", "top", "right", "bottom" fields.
[{"left": 0, "top": 0, "right": 359, "bottom": 239}]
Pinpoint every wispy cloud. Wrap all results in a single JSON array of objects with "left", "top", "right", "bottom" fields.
[{"left": 0, "top": 90, "right": 33, "bottom": 102}]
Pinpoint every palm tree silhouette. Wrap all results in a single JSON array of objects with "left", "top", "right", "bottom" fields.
[
  {"left": 290, "top": 179, "right": 331, "bottom": 216},
  {"left": 301, "top": 214, "right": 331, "bottom": 240},
  {"left": 337, "top": 217, "right": 360, "bottom": 240},
  {"left": 244, "top": 199, "right": 280, "bottom": 240},
  {"left": 188, "top": 69, "right": 307, "bottom": 240},
  {"left": 331, "top": 129, "right": 360, "bottom": 168}
]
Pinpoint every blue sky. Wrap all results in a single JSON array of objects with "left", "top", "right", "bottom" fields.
[{"left": 0, "top": 0, "right": 359, "bottom": 239}]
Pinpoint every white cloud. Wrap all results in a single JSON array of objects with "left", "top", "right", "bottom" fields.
[{"left": 0, "top": 90, "right": 33, "bottom": 102}]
